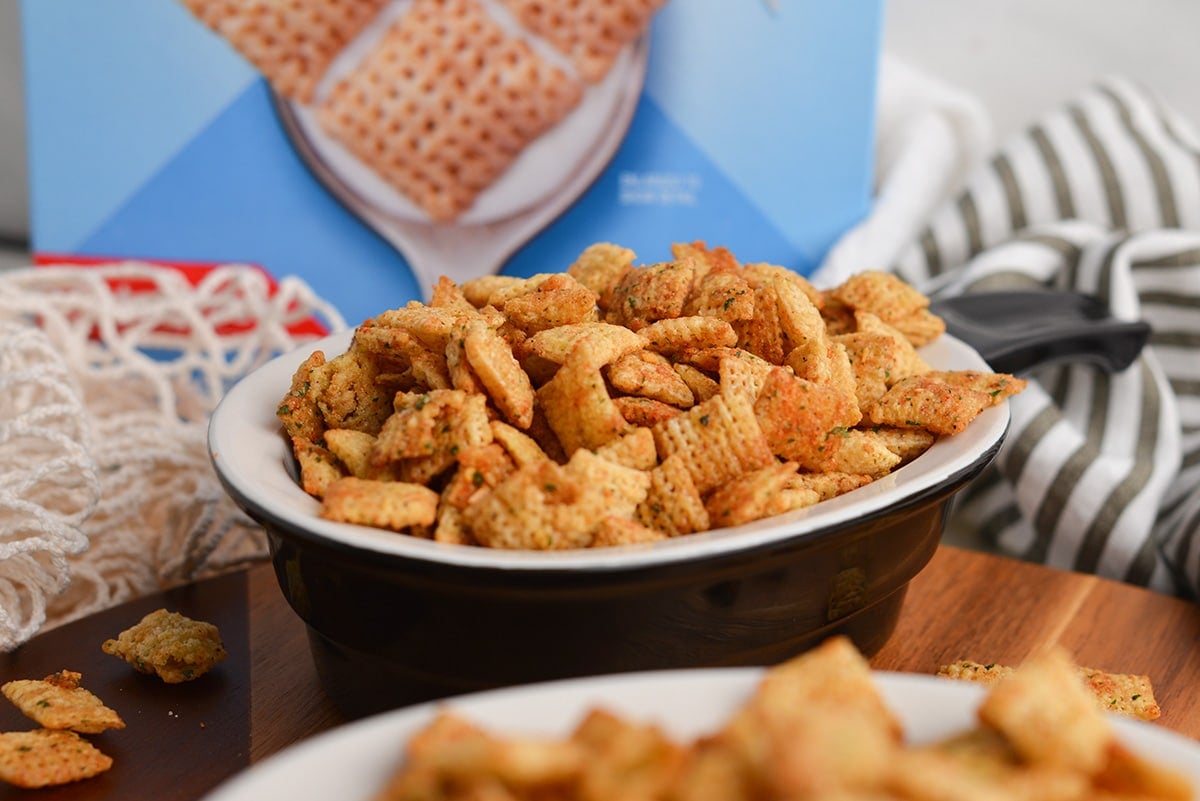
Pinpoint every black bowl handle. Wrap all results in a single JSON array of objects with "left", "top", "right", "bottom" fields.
[{"left": 928, "top": 290, "right": 1152, "bottom": 375}]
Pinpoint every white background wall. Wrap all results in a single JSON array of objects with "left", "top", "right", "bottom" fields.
[{"left": 1, "top": 1, "right": 1198, "bottom": 264}]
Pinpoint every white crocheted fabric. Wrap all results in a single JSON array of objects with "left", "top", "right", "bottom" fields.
[{"left": 0, "top": 262, "right": 345, "bottom": 650}]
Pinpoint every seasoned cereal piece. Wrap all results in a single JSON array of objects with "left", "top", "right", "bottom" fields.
[
  {"left": 320, "top": 477, "right": 440, "bottom": 532},
  {"left": 718, "top": 350, "right": 774, "bottom": 405},
  {"left": 636, "top": 454, "right": 709, "bottom": 536},
  {"left": 429, "top": 275, "right": 476, "bottom": 313},
  {"left": 807, "top": 429, "right": 901, "bottom": 477},
  {"left": 978, "top": 648, "right": 1113, "bottom": 773},
  {"left": 866, "top": 374, "right": 993, "bottom": 436},
  {"left": 564, "top": 449, "right": 650, "bottom": 520},
  {"left": 922, "top": 369, "right": 1027, "bottom": 405},
  {"left": 567, "top": 242, "right": 636, "bottom": 311},
  {"left": 671, "top": 240, "right": 741, "bottom": 280},
  {"left": 673, "top": 362, "right": 720, "bottom": 404},
  {"left": 0, "top": 729, "right": 112, "bottom": 789},
  {"left": 784, "top": 471, "right": 874, "bottom": 502},
  {"left": 537, "top": 338, "right": 633, "bottom": 453},
  {"left": 705, "top": 461, "right": 801, "bottom": 528},
  {"left": 774, "top": 276, "right": 827, "bottom": 356},
  {"left": 939, "top": 660, "right": 1163, "bottom": 722},
  {"left": 732, "top": 283, "right": 786, "bottom": 364},
  {"left": 684, "top": 270, "right": 755, "bottom": 322},
  {"left": 754, "top": 367, "right": 861, "bottom": 465},
  {"left": 462, "top": 318, "right": 535, "bottom": 429},
  {"left": 441, "top": 443, "right": 516, "bottom": 510},
  {"left": 651, "top": 394, "right": 774, "bottom": 495},
  {"left": 461, "top": 274, "right": 525, "bottom": 308},
  {"left": 500, "top": 273, "right": 599, "bottom": 334},
  {"left": 854, "top": 310, "right": 931, "bottom": 378},
  {"left": 101, "top": 608, "right": 227, "bottom": 683},
  {"left": 614, "top": 396, "right": 683, "bottom": 427},
  {"left": 373, "top": 390, "right": 491, "bottom": 469},
  {"left": 1, "top": 671, "right": 124, "bottom": 734},
  {"left": 463, "top": 460, "right": 597, "bottom": 549},
  {"left": 891, "top": 306, "right": 946, "bottom": 347},
  {"left": 489, "top": 419, "right": 550, "bottom": 468},
  {"left": 831, "top": 270, "right": 930, "bottom": 324},
  {"left": 572, "top": 707, "right": 686, "bottom": 800},
  {"left": 607, "top": 258, "right": 696, "bottom": 330},
  {"left": 292, "top": 436, "right": 346, "bottom": 498},
  {"left": 525, "top": 322, "right": 644, "bottom": 365},
  {"left": 640, "top": 316, "right": 738, "bottom": 356},
  {"left": 276, "top": 350, "right": 327, "bottom": 444},
  {"left": 311, "top": 345, "right": 394, "bottom": 434},
  {"left": 591, "top": 516, "right": 668, "bottom": 547},
  {"left": 444, "top": 316, "right": 484, "bottom": 394},
  {"left": 606, "top": 350, "right": 694, "bottom": 407},
  {"left": 595, "top": 426, "right": 658, "bottom": 471},
  {"left": 836, "top": 331, "right": 918, "bottom": 412}
]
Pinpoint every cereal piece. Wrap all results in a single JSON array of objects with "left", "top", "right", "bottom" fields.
[
  {"left": 179, "top": 0, "right": 389, "bottom": 103},
  {"left": 705, "top": 461, "right": 801, "bottom": 528},
  {"left": 732, "top": 283, "right": 785, "bottom": 364},
  {"left": 866, "top": 374, "right": 993, "bottom": 436},
  {"left": 463, "top": 460, "right": 596, "bottom": 549},
  {"left": 0, "top": 729, "right": 112, "bottom": 788},
  {"left": 636, "top": 454, "right": 709, "bottom": 536},
  {"left": 371, "top": 304, "right": 467, "bottom": 351},
  {"left": 499, "top": 0, "right": 669, "bottom": 83},
  {"left": 321, "top": 476, "right": 441, "bottom": 531},
  {"left": 537, "top": 338, "right": 633, "bottom": 453},
  {"left": 311, "top": 344, "right": 393, "bottom": 434},
  {"left": 525, "top": 322, "right": 645, "bottom": 365},
  {"left": 672, "top": 240, "right": 741, "bottom": 282},
  {"left": 461, "top": 275, "right": 526, "bottom": 308},
  {"left": 277, "top": 350, "right": 327, "bottom": 443},
  {"left": 317, "top": 0, "right": 583, "bottom": 221},
  {"left": 1, "top": 671, "right": 124, "bottom": 734},
  {"left": 854, "top": 310, "right": 931, "bottom": 378},
  {"left": 353, "top": 319, "right": 432, "bottom": 364},
  {"left": 429, "top": 276, "right": 477, "bottom": 313},
  {"left": 684, "top": 270, "right": 755, "bottom": 322},
  {"left": 639, "top": 316, "right": 738, "bottom": 356},
  {"left": 607, "top": 350, "right": 694, "bottom": 407},
  {"left": 742, "top": 262, "right": 824, "bottom": 309},
  {"left": 373, "top": 390, "right": 491, "bottom": 473},
  {"left": 489, "top": 419, "right": 550, "bottom": 468},
  {"left": 891, "top": 307, "right": 946, "bottom": 347},
  {"left": 651, "top": 394, "right": 774, "bottom": 495},
  {"left": 592, "top": 512, "right": 661, "bottom": 550},
  {"left": 872, "top": 426, "right": 937, "bottom": 462},
  {"left": 500, "top": 274, "right": 600, "bottom": 334},
  {"left": 939, "top": 660, "right": 1162, "bottom": 722},
  {"left": 564, "top": 449, "right": 650, "bottom": 520},
  {"left": 432, "top": 503, "right": 475, "bottom": 545},
  {"left": 718, "top": 349, "right": 774, "bottom": 405},
  {"left": 324, "top": 428, "right": 383, "bottom": 479},
  {"left": 614, "top": 396, "right": 683, "bottom": 427},
  {"left": 445, "top": 317, "right": 485, "bottom": 394},
  {"left": 673, "top": 362, "right": 720, "bottom": 404},
  {"left": 567, "top": 242, "right": 636, "bottom": 311},
  {"left": 807, "top": 429, "right": 902, "bottom": 477},
  {"left": 101, "top": 608, "right": 227, "bottom": 683},
  {"left": 922, "top": 370, "right": 1027, "bottom": 406},
  {"left": 753, "top": 367, "right": 861, "bottom": 465},
  {"left": 831, "top": 270, "right": 930, "bottom": 324},
  {"left": 978, "top": 649, "right": 1113, "bottom": 773},
  {"left": 836, "top": 330, "right": 914, "bottom": 411},
  {"left": 595, "top": 426, "right": 658, "bottom": 471},
  {"left": 608, "top": 259, "right": 696, "bottom": 330},
  {"left": 784, "top": 471, "right": 874, "bottom": 501},
  {"left": 292, "top": 436, "right": 346, "bottom": 497},
  {"left": 464, "top": 318, "right": 536, "bottom": 429},
  {"left": 441, "top": 443, "right": 516, "bottom": 510},
  {"left": 572, "top": 708, "right": 686, "bottom": 800},
  {"left": 774, "top": 275, "right": 827, "bottom": 356}
]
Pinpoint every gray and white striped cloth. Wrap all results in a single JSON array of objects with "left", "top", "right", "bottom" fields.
[{"left": 821, "top": 74, "right": 1200, "bottom": 598}]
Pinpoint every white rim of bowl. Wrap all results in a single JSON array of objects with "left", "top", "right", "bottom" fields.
[{"left": 209, "top": 330, "right": 1009, "bottom": 572}]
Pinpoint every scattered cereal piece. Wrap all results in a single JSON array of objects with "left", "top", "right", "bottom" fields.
[
  {"left": 0, "top": 729, "right": 112, "bottom": 789},
  {"left": 2, "top": 671, "right": 124, "bottom": 734},
  {"left": 102, "top": 608, "right": 228, "bottom": 684}
]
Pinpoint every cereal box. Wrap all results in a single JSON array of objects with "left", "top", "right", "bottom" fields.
[{"left": 20, "top": 0, "right": 882, "bottom": 325}]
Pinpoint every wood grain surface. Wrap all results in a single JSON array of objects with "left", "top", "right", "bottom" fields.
[{"left": 0, "top": 545, "right": 1196, "bottom": 799}]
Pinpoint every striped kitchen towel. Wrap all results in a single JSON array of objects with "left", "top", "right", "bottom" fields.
[{"left": 817, "top": 74, "right": 1200, "bottom": 598}]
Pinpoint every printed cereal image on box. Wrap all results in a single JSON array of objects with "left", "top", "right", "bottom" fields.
[{"left": 21, "top": 0, "right": 882, "bottom": 324}]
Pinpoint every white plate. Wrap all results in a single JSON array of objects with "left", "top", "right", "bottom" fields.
[
  {"left": 209, "top": 330, "right": 1009, "bottom": 571},
  {"left": 203, "top": 670, "right": 1200, "bottom": 800}
]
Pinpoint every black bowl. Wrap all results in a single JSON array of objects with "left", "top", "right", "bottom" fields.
[{"left": 209, "top": 330, "right": 1008, "bottom": 718}]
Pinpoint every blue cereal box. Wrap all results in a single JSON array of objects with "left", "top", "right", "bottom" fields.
[{"left": 21, "top": 0, "right": 882, "bottom": 325}]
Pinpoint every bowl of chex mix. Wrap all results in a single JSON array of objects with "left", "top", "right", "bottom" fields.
[{"left": 210, "top": 241, "right": 1022, "bottom": 717}]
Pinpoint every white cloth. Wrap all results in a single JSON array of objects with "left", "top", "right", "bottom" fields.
[{"left": 816, "top": 64, "right": 1200, "bottom": 598}]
